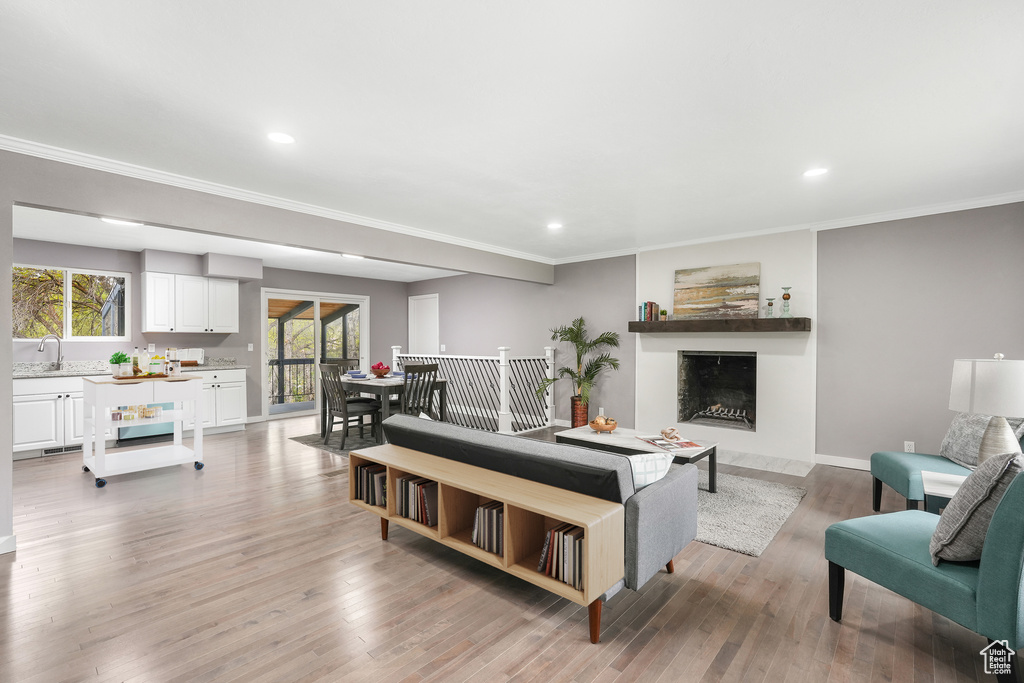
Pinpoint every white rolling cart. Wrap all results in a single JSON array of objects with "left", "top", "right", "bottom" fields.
[{"left": 82, "top": 375, "right": 205, "bottom": 487}]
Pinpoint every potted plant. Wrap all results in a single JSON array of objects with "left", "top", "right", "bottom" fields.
[
  {"left": 109, "top": 351, "right": 130, "bottom": 377},
  {"left": 659, "top": 309, "right": 668, "bottom": 322},
  {"left": 536, "top": 317, "right": 620, "bottom": 427}
]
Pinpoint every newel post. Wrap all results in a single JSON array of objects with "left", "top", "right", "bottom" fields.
[
  {"left": 498, "top": 346, "right": 513, "bottom": 433},
  {"left": 391, "top": 345, "right": 402, "bottom": 371},
  {"left": 544, "top": 346, "right": 555, "bottom": 427}
]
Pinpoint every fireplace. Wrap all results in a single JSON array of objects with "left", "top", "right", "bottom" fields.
[{"left": 678, "top": 351, "right": 757, "bottom": 431}]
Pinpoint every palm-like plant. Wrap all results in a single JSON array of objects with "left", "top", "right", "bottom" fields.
[{"left": 536, "top": 317, "right": 620, "bottom": 406}]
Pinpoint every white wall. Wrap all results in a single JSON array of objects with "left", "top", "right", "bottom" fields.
[{"left": 635, "top": 229, "right": 817, "bottom": 463}]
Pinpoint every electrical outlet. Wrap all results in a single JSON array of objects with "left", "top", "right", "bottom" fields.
[
  {"left": 598, "top": 406, "right": 604, "bottom": 416},
  {"left": 147, "top": 343, "right": 155, "bottom": 353},
  {"left": 247, "top": 343, "right": 253, "bottom": 351},
  {"left": 904, "top": 441, "right": 915, "bottom": 453},
  {"left": 440, "top": 344, "right": 446, "bottom": 352}
]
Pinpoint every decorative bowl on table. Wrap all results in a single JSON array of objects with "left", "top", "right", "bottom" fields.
[
  {"left": 371, "top": 367, "right": 390, "bottom": 378},
  {"left": 589, "top": 416, "right": 618, "bottom": 433}
]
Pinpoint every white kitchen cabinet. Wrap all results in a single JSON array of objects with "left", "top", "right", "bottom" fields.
[
  {"left": 183, "top": 369, "right": 247, "bottom": 430},
  {"left": 142, "top": 271, "right": 176, "bottom": 333},
  {"left": 208, "top": 278, "right": 239, "bottom": 333},
  {"left": 13, "top": 394, "right": 64, "bottom": 451},
  {"left": 12, "top": 384, "right": 114, "bottom": 454},
  {"left": 215, "top": 382, "right": 247, "bottom": 425},
  {"left": 65, "top": 393, "right": 114, "bottom": 446},
  {"left": 174, "top": 275, "right": 209, "bottom": 333},
  {"left": 142, "top": 272, "right": 239, "bottom": 333}
]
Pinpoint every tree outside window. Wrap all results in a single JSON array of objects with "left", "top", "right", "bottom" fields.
[{"left": 12, "top": 266, "right": 128, "bottom": 340}]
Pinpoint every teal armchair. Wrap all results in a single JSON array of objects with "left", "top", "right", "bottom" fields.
[
  {"left": 870, "top": 450, "right": 972, "bottom": 511},
  {"left": 826, "top": 473, "right": 1024, "bottom": 682}
]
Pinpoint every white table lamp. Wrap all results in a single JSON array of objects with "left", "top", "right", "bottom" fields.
[{"left": 949, "top": 354, "right": 1024, "bottom": 464}]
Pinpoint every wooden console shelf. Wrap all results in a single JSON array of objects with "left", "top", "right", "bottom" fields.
[
  {"left": 348, "top": 444, "right": 625, "bottom": 642},
  {"left": 629, "top": 317, "right": 812, "bottom": 333}
]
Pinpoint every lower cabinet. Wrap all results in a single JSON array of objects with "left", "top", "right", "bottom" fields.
[
  {"left": 183, "top": 369, "right": 247, "bottom": 430},
  {"left": 13, "top": 380, "right": 114, "bottom": 455},
  {"left": 13, "top": 393, "right": 64, "bottom": 451}
]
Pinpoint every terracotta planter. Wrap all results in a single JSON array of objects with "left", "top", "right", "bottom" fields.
[{"left": 571, "top": 395, "right": 589, "bottom": 428}]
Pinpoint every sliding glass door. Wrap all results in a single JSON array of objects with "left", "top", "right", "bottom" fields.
[{"left": 262, "top": 290, "right": 368, "bottom": 420}]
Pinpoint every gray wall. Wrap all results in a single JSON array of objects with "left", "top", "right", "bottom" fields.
[
  {"left": 816, "top": 202, "right": 1024, "bottom": 461},
  {"left": 408, "top": 255, "right": 637, "bottom": 425}
]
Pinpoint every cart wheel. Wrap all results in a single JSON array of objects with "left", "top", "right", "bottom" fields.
[
  {"left": 95, "top": 479, "right": 106, "bottom": 488},
  {"left": 194, "top": 461, "right": 204, "bottom": 470},
  {"left": 82, "top": 465, "right": 90, "bottom": 472}
]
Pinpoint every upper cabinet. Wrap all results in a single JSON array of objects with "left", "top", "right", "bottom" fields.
[{"left": 142, "top": 272, "right": 239, "bottom": 333}]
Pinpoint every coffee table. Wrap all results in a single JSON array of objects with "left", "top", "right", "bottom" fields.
[{"left": 555, "top": 426, "right": 718, "bottom": 493}]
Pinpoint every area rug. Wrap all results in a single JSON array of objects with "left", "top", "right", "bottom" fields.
[
  {"left": 695, "top": 469, "right": 806, "bottom": 557},
  {"left": 290, "top": 432, "right": 379, "bottom": 458}
]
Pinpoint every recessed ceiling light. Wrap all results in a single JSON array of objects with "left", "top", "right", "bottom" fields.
[
  {"left": 341, "top": 253, "right": 364, "bottom": 260},
  {"left": 100, "top": 217, "right": 144, "bottom": 226},
  {"left": 547, "top": 223, "right": 563, "bottom": 230},
  {"left": 803, "top": 168, "right": 829, "bottom": 177},
  {"left": 267, "top": 132, "right": 295, "bottom": 144}
]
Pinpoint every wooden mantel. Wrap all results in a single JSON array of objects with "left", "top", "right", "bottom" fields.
[{"left": 628, "top": 317, "right": 812, "bottom": 333}]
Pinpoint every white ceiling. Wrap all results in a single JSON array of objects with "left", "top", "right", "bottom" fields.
[
  {"left": 1, "top": 2, "right": 1023, "bottom": 264},
  {"left": 12, "top": 206, "right": 462, "bottom": 283}
]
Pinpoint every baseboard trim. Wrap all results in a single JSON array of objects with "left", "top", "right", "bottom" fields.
[
  {"left": 0, "top": 535, "right": 16, "bottom": 555},
  {"left": 815, "top": 453, "right": 871, "bottom": 471}
]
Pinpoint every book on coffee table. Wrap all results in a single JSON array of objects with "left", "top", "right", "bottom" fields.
[{"left": 636, "top": 435, "right": 703, "bottom": 453}]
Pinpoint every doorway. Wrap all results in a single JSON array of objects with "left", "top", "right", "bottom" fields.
[
  {"left": 408, "top": 293, "right": 439, "bottom": 355},
  {"left": 262, "top": 289, "right": 368, "bottom": 420}
]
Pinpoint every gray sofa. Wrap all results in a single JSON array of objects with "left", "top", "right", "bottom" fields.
[{"left": 382, "top": 414, "right": 699, "bottom": 636}]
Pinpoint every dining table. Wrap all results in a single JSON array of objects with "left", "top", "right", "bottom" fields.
[{"left": 322, "top": 375, "right": 448, "bottom": 444}]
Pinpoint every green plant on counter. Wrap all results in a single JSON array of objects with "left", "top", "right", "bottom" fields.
[{"left": 109, "top": 351, "right": 130, "bottom": 365}]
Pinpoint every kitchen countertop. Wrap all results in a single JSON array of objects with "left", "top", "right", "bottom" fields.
[{"left": 14, "top": 357, "right": 249, "bottom": 379}]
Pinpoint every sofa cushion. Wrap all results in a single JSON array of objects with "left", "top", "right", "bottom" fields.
[
  {"left": 940, "top": 412, "right": 1024, "bottom": 469},
  {"left": 930, "top": 452, "right": 1023, "bottom": 565},
  {"left": 382, "top": 414, "right": 635, "bottom": 503}
]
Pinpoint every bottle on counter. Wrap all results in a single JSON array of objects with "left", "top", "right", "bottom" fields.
[
  {"left": 132, "top": 347, "right": 140, "bottom": 375},
  {"left": 139, "top": 347, "right": 149, "bottom": 373}
]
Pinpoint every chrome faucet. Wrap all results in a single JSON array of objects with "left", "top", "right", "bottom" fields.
[{"left": 37, "top": 334, "right": 64, "bottom": 371}]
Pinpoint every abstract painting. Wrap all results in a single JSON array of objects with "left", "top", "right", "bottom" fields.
[{"left": 673, "top": 262, "right": 760, "bottom": 319}]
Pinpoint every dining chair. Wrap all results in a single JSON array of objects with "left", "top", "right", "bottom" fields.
[
  {"left": 320, "top": 363, "right": 380, "bottom": 449},
  {"left": 399, "top": 363, "right": 439, "bottom": 418}
]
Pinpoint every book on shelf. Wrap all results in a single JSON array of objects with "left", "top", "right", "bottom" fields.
[
  {"left": 536, "top": 522, "right": 583, "bottom": 588},
  {"left": 354, "top": 464, "right": 387, "bottom": 506},
  {"left": 473, "top": 501, "right": 503, "bottom": 554},
  {"left": 422, "top": 481, "right": 438, "bottom": 527},
  {"left": 636, "top": 435, "right": 703, "bottom": 452}
]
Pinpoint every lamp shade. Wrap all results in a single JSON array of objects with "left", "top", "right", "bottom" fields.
[{"left": 949, "top": 358, "right": 1024, "bottom": 418}]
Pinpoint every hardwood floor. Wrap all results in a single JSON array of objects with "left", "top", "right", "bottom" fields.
[{"left": 0, "top": 417, "right": 993, "bottom": 682}]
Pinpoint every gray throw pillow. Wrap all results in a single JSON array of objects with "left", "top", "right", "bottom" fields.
[
  {"left": 929, "top": 452, "right": 1023, "bottom": 565},
  {"left": 939, "top": 412, "right": 1024, "bottom": 469}
]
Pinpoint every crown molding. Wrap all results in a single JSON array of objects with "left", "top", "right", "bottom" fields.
[
  {"left": 4, "top": 134, "right": 1021, "bottom": 269},
  {"left": 805, "top": 190, "right": 1024, "bottom": 232},
  {"left": 0, "top": 134, "right": 556, "bottom": 266},
  {"left": 630, "top": 189, "right": 1024, "bottom": 255}
]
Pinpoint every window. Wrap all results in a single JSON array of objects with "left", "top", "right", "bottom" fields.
[{"left": 12, "top": 265, "right": 130, "bottom": 340}]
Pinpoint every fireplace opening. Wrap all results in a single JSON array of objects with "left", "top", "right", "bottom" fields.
[{"left": 678, "top": 351, "right": 756, "bottom": 431}]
